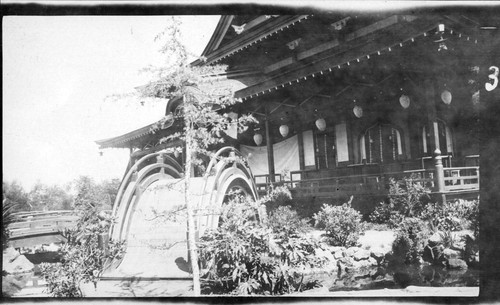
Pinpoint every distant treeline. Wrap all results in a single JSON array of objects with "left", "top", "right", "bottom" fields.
[{"left": 2, "top": 176, "right": 120, "bottom": 212}]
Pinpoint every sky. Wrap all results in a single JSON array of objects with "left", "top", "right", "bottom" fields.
[{"left": 3, "top": 15, "right": 220, "bottom": 189}]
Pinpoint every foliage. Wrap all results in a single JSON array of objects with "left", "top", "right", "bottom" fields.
[
  {"left": 313, "top": 197, "right": 365, "bottom": 247},
  {"left": 369, "top": 175, "right": 430, "bottom": 228},
  {"left": 268, "top": 206, "right": 312, "bottom": 238},
  {"left": 3, "top": 181, "right": 30, "bottom": 211},
  {"left": 27, "top": 181, "right": 74, "bottom": 211},
  {"left": 2, "top": 197, "right": 19, "bottom": 250},
  {"left": 461, "top": 234, "right": 479, "bottom": 267},
  {"left": 391, "top": 217, "right": 430, "bottom": 264},
  {"left": 421, "top": 199, "right": 478, "bottom": 232},
  {"left": 138, "top": 17, "right": 256, "bottom": 167},
  {"left": 136, "top": 17, "right": 257, "bottom": 295},
  {"left": 73, "top": 176, "right": 114, "bottom": 211},
  {"left": 198, "top": 193, "right": 324, "bottom": 295},
  {"left": 40, "top": 182, "right": 125, "bottom": 297},
  {"left": 261, "top": 185, "right": 293, "bottom": 212}
]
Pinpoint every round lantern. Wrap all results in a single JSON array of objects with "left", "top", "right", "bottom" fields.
[
  {"left": 174, "top": 149, "right": 180, "bottom": 158},
  {"left": 279, "top": 125, "right": 289, "bottom": 138},
  {"left": 315, "top": 118, "right": 326, "bottom": 131},
  {"left": 441, "top": 90, "right": 452, "bottom": 105},
  {"left": 253, "top": 133, "right": 263, "bottom": 146},
  {"left": 353, "top": 105, "right": 363, "bottom": 118},
  {"left": 472, "top": 90, "right": 480, "bottom": 105},
  {"left": 399, "top": 94, "right": 411, "bottom": 109}
]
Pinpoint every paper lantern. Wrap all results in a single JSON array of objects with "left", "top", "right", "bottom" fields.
[
  {"left": 253, "top": 133, "right": 263, "bottom": 146},
  {"left": 174, "top": 149, "right": 180, "bottom": 158},
  {"left": 315, "top": 118, "right": 326, "bottom": 131},
  {"left": 353, "top": 105, "right": 363, "bottom": 118},
  {"left": 399, "top": 94, "right": 411, "bottom": 109},
  {"left": 441, "top": 90, "right": 452, "bottom": 105},
  {"left": 279, "top": 125, "right": 289, "bottom": 138}
]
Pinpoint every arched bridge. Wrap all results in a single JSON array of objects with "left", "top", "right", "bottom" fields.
[{"left": 7, "top": 210, "right": 79, "bottom": 249}]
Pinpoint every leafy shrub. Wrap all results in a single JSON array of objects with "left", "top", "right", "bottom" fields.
[
  {"left": 313, "top": 197, "right": 364, "bottom": 247},
  {"left": 268, "top": 206, "right": 312, "bottom": 238},
  {"left": 40, "top": 187, "right": 125, "bottom": 297},
  {"left": 369, "top": 175, "right": 430, "bottom": 228},
  {"left": 198, "top": 195, "right": 324, "bottom": 295},
  {"left": 261, "top": 185, "right": 293, "bottom": 212},
  {"left": 421, "top": 199, "right": 479, "bottom": 232},
  {"left": 391, "top": 218, "right": 430, "bottom": 264},
  {"left": 2, "top": 197, "right": 18, "bottom": 250}
]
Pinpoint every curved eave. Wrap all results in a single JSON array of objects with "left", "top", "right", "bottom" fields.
[
  {"left": 95, "top": 115, "right": 174, "bottom": 149},
  {"left": 192, "top": 15, "right": 310, "bottom": 66},
  {"left": 233, "top": 15, "right": 444, "bottom": 100}
]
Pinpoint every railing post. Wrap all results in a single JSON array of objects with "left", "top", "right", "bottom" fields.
[{"left": 433, "top": 149, "right": 446, "bottom": 204}]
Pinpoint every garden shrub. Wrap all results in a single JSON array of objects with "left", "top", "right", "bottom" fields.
[
  {"left": 198, "top": 194, "right": 324, "bottom": 295},
  {"left": 313, "top": 197, "right": 364, "bottom": 247},
  {"left": 421, "top": 199, "right": 479, "bottom": 232},
  {"left": 391, "top": 217, "right": 430, "bottom": 264},
  {"left": 268, "top": 206, "right": 312, "bottom": 238},
  {"left": 2, "top": 197, "right": 18, "bottom": 250},
  {"left": 40, "top": 195, "right": 125, "bottom": 297},
  {"left": 261, "top": 185, "right": 293, "bottom": 212},
  {"left": 369, "top": 175, "right": 430, "bottom": 228}
]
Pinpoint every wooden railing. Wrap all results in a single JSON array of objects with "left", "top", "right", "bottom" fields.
[
  {"left": 254, "top": 165, "right": 478, "bottom": 199},
  {"left": 8, "top": 210, "right": 79, "bottom": 239},
  {"left": 443, "top": 166, "right": 480, "bottom": 192}
]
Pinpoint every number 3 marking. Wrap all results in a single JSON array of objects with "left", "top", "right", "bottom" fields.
[{"left": 485, "top": 66, "right": 499, "bottom": 91}]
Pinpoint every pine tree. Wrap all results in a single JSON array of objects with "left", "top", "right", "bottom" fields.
[{"left": 136, "top": 16, "right": 255, "bottom": 295}]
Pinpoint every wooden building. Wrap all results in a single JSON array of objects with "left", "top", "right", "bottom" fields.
[{"left": 97, "top": 12, "right": 497, "bottom": 214}]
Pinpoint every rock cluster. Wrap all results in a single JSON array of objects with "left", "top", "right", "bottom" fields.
[
  {"left": 2, "top": 247, "right": 35, "bottom": 274},
  {"left": 314, "top": 244, "right": 391, "bottom": 275},
  {"left": 422, "top": 231, "right": 477, "bottom": 270}
]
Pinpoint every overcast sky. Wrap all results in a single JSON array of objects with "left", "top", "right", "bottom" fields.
[{"left": 3, "top": 16, "right": 220, "bottom": 189}]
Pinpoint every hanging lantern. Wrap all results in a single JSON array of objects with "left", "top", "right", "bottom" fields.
[
  {"left": 399, "top": 94, "right": 411, "bottom": 109},
  {"left": 441, "top": 90, "right": 452, "bottom": 105},
  {"left": 472, "top": 90, "right": 480, "bottom": 105},
  {"left": 174, "top": 149, "right": 180, "bottom": 158},
  {"left": 353, "top": 105, "right": 363, "bottom": 118},
  {"left": 279, "top": 125, "right": 289, "bottom": 138},
  {"left": 315, "top": 118, "right": 326, "bottom": 131},
  {"left": 253, "top": 133, "right": 263, "bottom": 146},
  {"left": 99, "top": 150, "right": 103, "bottom": 157}
]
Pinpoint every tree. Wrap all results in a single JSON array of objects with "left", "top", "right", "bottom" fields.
[
  {"left": 72, "top": 176, "right": 116, "bottom": 212},
  {"left": 3, "top": 180, "right": 30, "bottom": 211},
  {"left": 135, "top": 17, "right": 255, "bottom": 295},
  {"left": 28, "top": 181, "right": 73, "bottom": 211}
]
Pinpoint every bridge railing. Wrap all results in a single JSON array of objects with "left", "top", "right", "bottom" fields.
[{"left": 8, "top": 210, "right": 79, "bottom": 239}]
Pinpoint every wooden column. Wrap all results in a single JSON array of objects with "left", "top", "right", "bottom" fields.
[
  {"left": 424, "top": 79, "right": 440, "bottom": 153},
  {"left": 297, "top": 130, "right": 305, "bottom": 171},
  {"left": 433, "top": 148, "right": 446, "bottom": 204},
  {"left": 265, "top": 106, "right": 275, "bottom": 183}
]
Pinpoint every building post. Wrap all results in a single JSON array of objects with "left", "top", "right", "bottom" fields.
[
  {"left": 265, "top": 106, "right": 275, "bottom": 183},
  {"left": 297, "top": 130, "right": 305, "bottom": 171},
  {"left": 433, "top": 148, "right": 446, "bottom": 204}
]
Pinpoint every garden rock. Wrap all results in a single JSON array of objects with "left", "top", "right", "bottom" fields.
[
  {"left": 3, "top": 247, "right": 20, "bottom": 264},
  {"left": 370, "top": 250, "right": 385, "bottom": 264},
  {"left": 428, "top": 231, "right": 443, "bottom": 247},
  {"left": 330, "top": 246, "right": 346, "bottom": 253},
  {"left": 368, "top": 257, "right": 378, "bottom": 267},
  {"left": 447, "top": 258, "right": 468, "bottom": 270},
  {"left": 3, "top": 254, "right": 34, "bottom": 274},
  {"left": 333, "top": 250, "right": 344, "bottom": 259},
  {"left": 345, "top": 247, "right": 359, "bottom": 257},
  {"left": 353, "top": 249, "right": 371, "bottom": 261},
  {"left": 443, "top": 248, "right": 461, "bottom": 260},
  {"left": 423, "top": 244, "right": 445, "bottom": 265}
]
